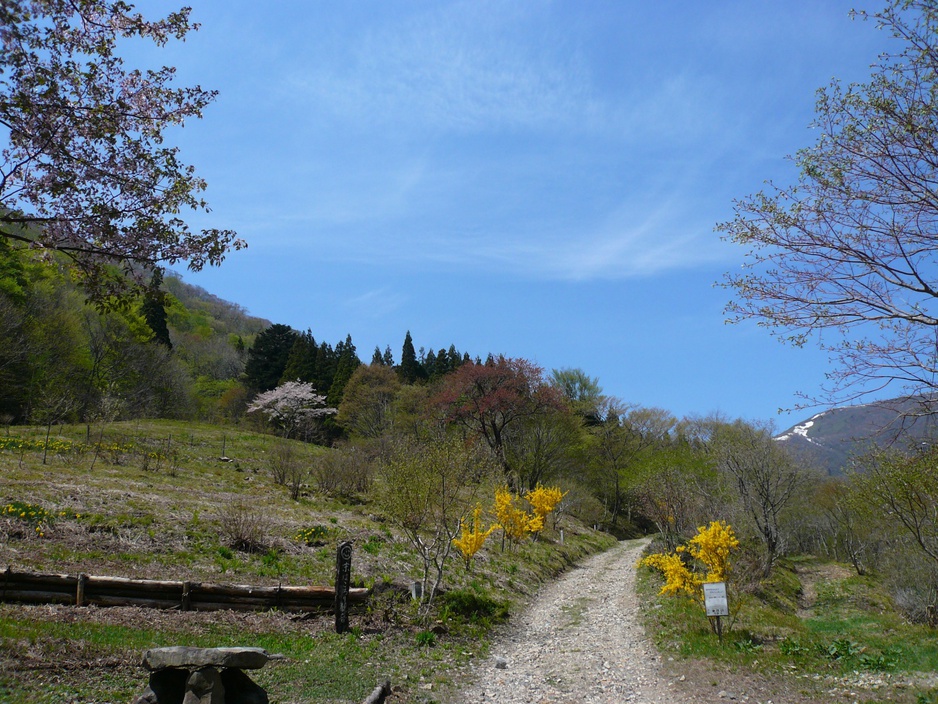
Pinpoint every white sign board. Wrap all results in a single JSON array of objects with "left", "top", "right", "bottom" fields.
[{"left": 703, "top": 581, "right": 728, "bottom": 617}]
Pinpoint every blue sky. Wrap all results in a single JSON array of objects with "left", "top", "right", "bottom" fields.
[{"left": 150, "top": 1, "right": 897, "bottom": 425}]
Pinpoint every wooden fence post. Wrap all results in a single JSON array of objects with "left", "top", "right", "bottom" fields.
[{"left": 76, "top": 573, "right": 87, "bottom": 606}]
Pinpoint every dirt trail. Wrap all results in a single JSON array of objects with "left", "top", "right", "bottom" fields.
[{"left": 453, "top": 538, "right": 691, "bottom": 704}]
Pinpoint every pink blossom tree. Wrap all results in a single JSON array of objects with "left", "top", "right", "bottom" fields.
[
  {"left": 247, "top": 381, "right": 337, "bottom": 439},
  {"left": 0, "top": 1, "right": 245, "bottom": 306}
]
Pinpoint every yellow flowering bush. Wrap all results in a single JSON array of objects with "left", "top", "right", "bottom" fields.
[
  {"left": 452, "top": 504, "right": 497, "bottom": 570},
  {"left": 679, "top": 520, "right": 739, "bottom": 583},
  {"left": 524, "top": 484, "right": 567, "bottom": 532},
  {"left": 494, "top": 486, "right": 542, "bottom": 547},
  {"left": 639, "top": 520, "right": 740, "bottom": 600},
  {"left": 640, "top": 551, "right": 700, "bottom": 597}
]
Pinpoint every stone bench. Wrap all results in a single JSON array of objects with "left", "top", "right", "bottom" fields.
[{"left": 133, "top": 646, "right": 282, "bottom": 704}]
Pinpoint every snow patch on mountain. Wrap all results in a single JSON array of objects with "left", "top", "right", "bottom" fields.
[{"left": 775, "top": 411, "right": 827, "bottom": 445}]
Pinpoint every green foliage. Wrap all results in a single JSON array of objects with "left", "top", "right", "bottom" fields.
[
  {"left": 414, "top": 630, "right": 436, "bottom": 648},
  {"left": 336, "top": 364, "right": 401, "bottom": 439},
  {"left": 852, "top": 445, "right": 938, "bottom": 567},
  {"left": 0, "top": 245, "right": 266, "bottom": 425},
  {"left": 439, "top": 587, "right": 509, "bottom": 629},
  {"left": 361, "top": 535, "right": 385, "bottom": 555}
]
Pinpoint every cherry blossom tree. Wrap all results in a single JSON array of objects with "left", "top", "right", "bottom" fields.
[
  {"left": 0, "top": 1, "right": 244, "bottom": 306},
  {"left": 247, "top": 381, "right": 337, "bottom": 439}
]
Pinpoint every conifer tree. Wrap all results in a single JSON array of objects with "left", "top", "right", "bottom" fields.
[
  {"left": 327, "top": 334, "right": 361, "bottom": 406},
  {"left": 314, "top": 341, "right": 337, "bottom": 392},
  {"left": 281, "top": 330, "right": 318, "bottom": 384},
  {"left": 244, "top": 324, "right": 297, "bottom": 391},
  {"left": 399, "top": 330, "right": 421, "bottom": 384},
  {"left": 140, "top": 269, "right": 172, "bottom": 348},
  {"left": 424, "top": 349, "right": 438, "bottom": 380}
]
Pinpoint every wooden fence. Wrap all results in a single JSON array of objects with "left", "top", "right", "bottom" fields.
[{"left": 0, "top": 566, "right": 369, "bottom": 613}]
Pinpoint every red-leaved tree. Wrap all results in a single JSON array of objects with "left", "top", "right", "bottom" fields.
[{"left": 433, "top": 356, "right": 564, "bottom": 483}]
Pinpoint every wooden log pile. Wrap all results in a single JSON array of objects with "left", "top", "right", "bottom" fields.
[{"left": 0, "top": 566, "right": 369, "bottom": 612}]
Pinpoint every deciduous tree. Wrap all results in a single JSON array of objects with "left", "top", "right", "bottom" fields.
[
  {"left": 247, "top": 380, "right": 336, "bottom": 438},
  {"left": 336, "top": 364, "right": 401, "bottom": 439},
  {"left": 719, "top": 1, "right": 938, "bottom": 408},
  {"left": 433, "top": 356, "right": 565, "bottom": 481},
  {"left": 550, "top": 367, "right": 603, "bottom": 424},
  {"left": 709, "top": 420, "right": 805, "bottom": 577},
  {"left": 853, "top": 444, "right": 938, "bottom": 566},
  {"left": 0, "top": 1, "right": 244, "bottom": 306},
  {"left": 376, "top": 437, "right": 494, "bottom": 611},
  {"left": 504, "top": 405, "right": 584, "bottom": 490}
]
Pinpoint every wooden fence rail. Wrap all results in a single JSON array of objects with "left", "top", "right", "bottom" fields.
[{"left": 0, "top": 566, "right": 369, "bottom": 613}]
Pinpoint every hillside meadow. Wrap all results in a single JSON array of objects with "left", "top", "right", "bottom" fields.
[{"left": 0, "top": 420, "right": 614, "bottom": 703}]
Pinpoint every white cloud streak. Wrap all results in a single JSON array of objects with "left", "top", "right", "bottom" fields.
[{"left": 283, "top": 2, "right": 604, "bottom": 134}]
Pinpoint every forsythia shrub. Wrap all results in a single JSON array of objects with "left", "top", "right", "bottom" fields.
[
  {"left": 494, "top": 486, "right": 542, "bottom": 547},
  {"left": 452, "top": 504, "right": 497, "bottom": 570},
  {"left": 639, "top": 520, "right": 739, "bottom": 600},
  {"left": 640, "top": 551, "right": 700, "bottom": 597},
  {"left": 680, "top": 519, "right": 739, "bottom": 583},
  {"left": 524, "top": 484, "right": 566, "bottom": 531}
]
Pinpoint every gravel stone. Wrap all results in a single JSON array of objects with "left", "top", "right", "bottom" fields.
[{"left": 455, "top": 538, "right": 691, "bottom": 704}]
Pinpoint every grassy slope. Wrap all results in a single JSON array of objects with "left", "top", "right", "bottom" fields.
[
  {"left": 0, "top": 420, "right": 615, "bottom": 704},
  {"left": 638, "top": 551, "right": 938, "bottom": 704}
]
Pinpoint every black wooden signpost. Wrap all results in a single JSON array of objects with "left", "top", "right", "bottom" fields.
[{"left": 335, "top": 541, "right": 352, "bottom": 633}]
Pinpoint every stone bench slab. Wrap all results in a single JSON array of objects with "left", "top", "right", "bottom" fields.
[{"left": 142, "top": 646, "right": 277, "bottom": 671}]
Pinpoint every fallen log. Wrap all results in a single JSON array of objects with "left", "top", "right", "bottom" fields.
[{"left": 0, "top": 589, "right": 76, "bottom": 604}]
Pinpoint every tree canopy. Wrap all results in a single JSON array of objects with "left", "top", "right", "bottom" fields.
[
  {"left": 719, "top": 1, "right": 938, "bottom": 408},
  {"left": 433, "top": 356, "right": 565, "bottom": 481},
  {"left": 0, "top": 0, "right": 243, "bottom": 305}
]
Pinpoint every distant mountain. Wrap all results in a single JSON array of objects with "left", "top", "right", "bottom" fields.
[{"left": 775, "top": 397, "right": 938, "bottom": 475}]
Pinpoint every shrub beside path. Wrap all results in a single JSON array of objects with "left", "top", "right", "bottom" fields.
[{"left": 454, "top": 537, "right": 693, "bottom": 704}]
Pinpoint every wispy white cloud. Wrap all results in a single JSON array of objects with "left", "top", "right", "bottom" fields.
[
  {"left": 283, "top": 2, "right": 603, "bottom": 134},
  {"left": 292, "top": 194, "right": 730, "bottom": 282},
  {"left": 424, "top": 204, "right": 727, "bottom": 280},
  {"left": 237, "top": 2, "right": 774, "bottom": 281},
  {"left": 343, "top": 287, "right": 409, "bottom": 320}
]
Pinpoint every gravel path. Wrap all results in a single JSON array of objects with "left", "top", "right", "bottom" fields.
[{"left": 455, "top": 538, "right": 690, "bottom": 704}]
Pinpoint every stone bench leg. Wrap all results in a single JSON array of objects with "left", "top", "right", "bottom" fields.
[{"left": 183, "top": 666, "right": 224, "bottom": 704}]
